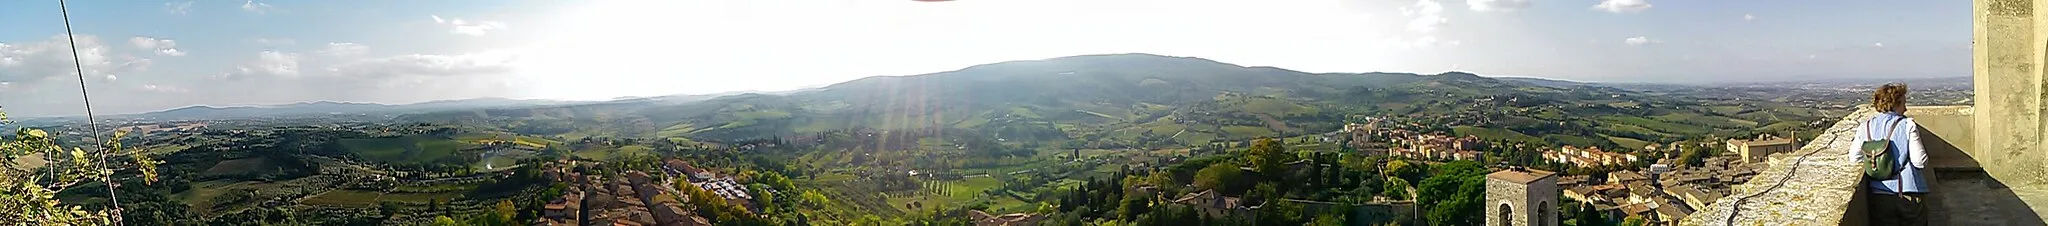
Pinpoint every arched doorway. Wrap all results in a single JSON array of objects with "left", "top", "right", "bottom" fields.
[
  {"left": 1498, "top": 203, "right": 1513, "bottom": 226},
  {"left": 1538, "top": 201, "right": 1551, "bottom": 226}
]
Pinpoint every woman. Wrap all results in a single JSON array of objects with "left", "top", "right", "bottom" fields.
[{"left": 1849, "top": 83, "right": 1928, "bottom": 226}]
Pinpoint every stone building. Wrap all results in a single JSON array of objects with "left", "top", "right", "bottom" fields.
[
  {"left": 1684, "top": 2, "right": 2048, "bottom": 224},
  {"left": 1726, "top": 134, "right": 1796, "bottom": 164},
  {"left": 1487, "top": 168, "right": 1559, "bottom": 226}
]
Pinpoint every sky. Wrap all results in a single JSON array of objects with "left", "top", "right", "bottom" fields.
[{"left": 0, "top": 0, "right": 1971, "bottom": 117}]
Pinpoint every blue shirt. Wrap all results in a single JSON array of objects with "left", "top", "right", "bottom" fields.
[{"left": 1849, "top": 112, "right": 1929, "bottom": 194}]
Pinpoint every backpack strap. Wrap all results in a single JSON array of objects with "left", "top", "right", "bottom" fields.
[
  {"left": 1882, "top": 116, "right": 1906, "bottom": 139},
  {"left": 1867, "top": 115, "right": 1903, "bottom": 140},
  {"left": 1881, "top": 115, "right": 1911, "bottom": 194}
]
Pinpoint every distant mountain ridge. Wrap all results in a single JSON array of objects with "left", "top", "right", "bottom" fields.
[
  {"left": 124, "top": 98, "right": 588, "bottom": 120},
  {"left": 393, "top": 53, "right": 1780, "bottom": 152}
]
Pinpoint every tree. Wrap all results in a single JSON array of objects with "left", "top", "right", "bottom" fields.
[
  {"left": 430, "top": 216, "right": 461, "bottom": 226},
  {"left": 1380, "top": 177, "right": 1409, "bottom": 200},
  {"left": 1575, "top": 202, "right": 1609, "bottom": 226},
  {"left": 1620, "top": 216, "right": 1646, "bottom": 226},
  {"left": 378, "top": 201, "right": 401, "bottom": 217},
  {"left": 1311, "top": 213, "right": 1347, "bottom": 226},
  {"left": 1116, "top": 192, "right": 1150, "bottom": 220},
  {"left": 1192, "top": 162, "right": 1242, "bottom": 192},
  {"left": 1, "top": 109, "right": 160, "bottom": 225},
  {"left": 1418, "top": 161, "right": 1486, "bottom": 226},
  {"left": 493, "top": 200, "right": 517, "bottom": 224},
  {"left": 1247, "top": 138, "right": 1295, "bottom": 176}
]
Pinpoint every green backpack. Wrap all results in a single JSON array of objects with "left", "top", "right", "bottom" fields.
[{"left": 1860, "top": 117, "right": 1907, "bottom": 180}]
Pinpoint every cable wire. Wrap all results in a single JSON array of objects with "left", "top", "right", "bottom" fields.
[{"left": 57, "top": 0, "right": 122, "bottom": 225}]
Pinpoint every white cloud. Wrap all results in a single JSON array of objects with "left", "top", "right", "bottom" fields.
[
  {"left": 1624, "top": 36, "right": 1659, "bottom": 46},
  {"left": 241, "top": 1, "right": 276, "bottom": 14},
  {"left": 327, "top": 52, "right": 519, "bottom": 83},
  {"left": 1873, "top": 42, "right": 1885, "bottom": 47},
  {"left": 217, "top": 47, "right": 519, "bottom": 90},
  {"left": 254, "top": 38, "right": 295, "bottom": 46},
  {"left": 165, "top": 1, "right": 193, "bottom": 15},
  {"left": 224, "top": 51, "right": 300, "bottom": 79},
  {"left": 1468, "top": 0, "right": 1531, "bottom": 12},
  {"left": 1593, "top": 0, "right": 1652, "bottom": 13},
  {"left": 140, "top": 84, "right": 188, "bottom": 93},
  {"left": 431, "top": 15, "right": 508, "bottom": 36},
  {"left": 1392, "top": 36, "right": 1462, "bottom": 50},
  {"left": 320, "top": 42, "right": 369, "bottom": 57},
  {"left": 1401, "top": 0, "right": 1448, "bottom": 32},
  {"left": 0, "top": 35, "right": 138, "bottom": 84},
  {"left": 1743, "top": 14, "right": 1756, "bottom": 20},
  {"left": 129, "top": 36, "right": 186, "bottom": 56}
]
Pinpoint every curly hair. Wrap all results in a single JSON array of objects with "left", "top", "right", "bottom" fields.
[{"left": 1872, "top": 83, "right": 1908, "bottom": 112}]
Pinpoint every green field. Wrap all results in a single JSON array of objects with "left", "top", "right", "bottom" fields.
[
  {"left": 1240, "top": 97, "right": 1312, "bottom": 115},
  {"left": 1605, "top": 136, "right": 1652, "bottom": 150},
  {"left": 202, "top": 158, "right": 275, "bottom": 176},
  {"left": 1452, "top": 126, "right": 1542, "bottom": 144},
  {"left": 883, "top": 177, "right": 1011, "bottom": 213},
  {"left": 1221, "top": 126, "right": 1275, "bottom": 138},
  {"left": 339, "top": 135, "right": 475, "bottom": 164},
  {"left": 1653, "top": 113, "right": 1760, "bottom": 128},
  {"left": 1596, "top": 116, "right": 1711, "bottom": 135},
  {"left": 1598, "top": 123, "right": 1677, "bottom": 138},
  {"left": 655, "top": 123, "right": 700, "bottom": 137},
  {"left": 575, "top": 145, "right": 655, "bottom": 160},
  {"left": 173, "top": 180, "right": 290, "bottom": 214},
  {"left": 303, "top": 190, "right": 467, "bottom": 207}
]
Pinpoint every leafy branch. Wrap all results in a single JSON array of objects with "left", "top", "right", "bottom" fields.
[{"left": 0, "top": 108, "right": 160, "bottom": 225}]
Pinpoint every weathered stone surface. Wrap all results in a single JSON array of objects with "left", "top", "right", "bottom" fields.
[
  {"left": 1682, "top": 109, "right": 1874, "bottom": 226},
  {"left": 1487, "top": 170, "right": 1558, "bottom": 226}
]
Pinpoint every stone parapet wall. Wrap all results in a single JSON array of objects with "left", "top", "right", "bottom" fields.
[{"left": 1682, "top": 109, "right": 1876, "bottom": 225}]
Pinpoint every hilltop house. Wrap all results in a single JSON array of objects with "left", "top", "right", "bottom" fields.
[{"left": 1170, "top": 189, "right": 1254, "bottom": 217}]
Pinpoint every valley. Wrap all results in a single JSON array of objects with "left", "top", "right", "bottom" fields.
[{"left": 4, "top": 54, "right": 1965, "bottom": 225}]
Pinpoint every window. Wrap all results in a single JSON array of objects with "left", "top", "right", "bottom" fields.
[{"left": 1499, "top": 203, "right": 1513, "bottom": 226}]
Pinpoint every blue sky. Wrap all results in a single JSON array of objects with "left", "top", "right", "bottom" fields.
[{"left": 0, "top": 0, "right": 1971, "bottom": 117}]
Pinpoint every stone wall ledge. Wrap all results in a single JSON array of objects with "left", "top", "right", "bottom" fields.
[{"left": 1683, "top": 109, "right": 1877, "bottom": 226}]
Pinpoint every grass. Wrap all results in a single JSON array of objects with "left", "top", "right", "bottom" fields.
[
  {"left": 1222, "top": 126, "right": 1275, "bottom": 138},
  {"left": 174, "top": 179, "right": 291, "bottom": 215},
  {"left": 953, "top": 113, "right": 994, "bottom": 128},
  {"left": 1709, "top": 106, "right": 1748, "bottom": 116},
  {"left": 202, "top": 158, "right": 274, "bottom": 176},
  {"left": 717, "top": 110, "right": 796, "bottom": 129},
  {"left": 1145, "top": 123, "right": 1188, "bottom": 136},
  {"left": 339, "top": 135, "right": 475, "bottom": 164},
  {"left": 655, "top": 123, "right": 699, "bottom": 137},
  {"left": 1240, "top": 97, "right": 1311, "bottom": 115},
  {"left": 1605, "top": 136, "right": 1652, "bottom": 150},
  {"left": 1008, "top": 107, "right": 1043, "bottom": 119},
  {"left": 883, "top": 177, "right": 1008, "bottom": 213},
  {"left": 574, "top": 145, "right": 655, "bottom": 160},
  {"left": 1598, "top": 124, "right": 1676, "bottom": 138},
  {"left": 1076, "top": 110, "right": 1120, "bottom": 121},
  {"left": 175, "top": 180, "right": 242, "bottom": 208},
  {"left": 1653, "top": 113, "right": 1759, "bottom": 128},
  {"left": 1596, "top": 116, "right": 1711, "bottom": 135},
  {"left": 1174, "top": 131, "right": 1218, "bottom": 146},
  {"left": 302, "top": 190, "right": 467, "bottom": 207}
]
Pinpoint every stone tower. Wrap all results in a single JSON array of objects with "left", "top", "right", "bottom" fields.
[{"left": 1487, "top": 167, "right": 1559, "bottom": 226}]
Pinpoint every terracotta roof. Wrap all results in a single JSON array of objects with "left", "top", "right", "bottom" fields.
[{"left": 1487, "top": 169, "right": 1557, "bottom": 184}]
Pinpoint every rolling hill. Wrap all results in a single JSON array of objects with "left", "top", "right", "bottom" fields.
[{"left": 395, "top": 53, "right": 1832, "bottom": 151}]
